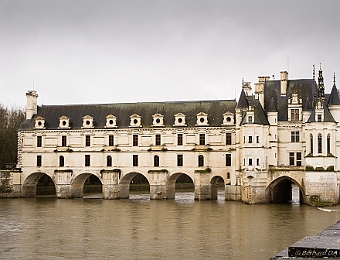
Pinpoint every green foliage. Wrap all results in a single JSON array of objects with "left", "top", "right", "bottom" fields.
[
  {"left": 0, "top": 171, "right": 13, "bottom": 193},
  {"left": 305, "top": 165, "right": 314, "bottom": 171},
  {"left": 0, "top": 104, "right": 25, "bottom": 169}
]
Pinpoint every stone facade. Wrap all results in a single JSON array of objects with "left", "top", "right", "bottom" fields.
[{"left": 14, "top": 67, "right": 340, "bottom": 205}]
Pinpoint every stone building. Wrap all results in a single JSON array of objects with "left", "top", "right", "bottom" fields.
[{"left": 16, "top": 67, "right": 340, "bottom": 205}]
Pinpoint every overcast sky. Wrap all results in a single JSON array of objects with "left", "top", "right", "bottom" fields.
[{"left": 1, "top": 0, "right": 340, "bottom": 108}]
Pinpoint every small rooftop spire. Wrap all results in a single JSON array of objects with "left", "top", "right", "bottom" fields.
[{"left": 334, "top": 72, "right": 336, "bottom": 86}]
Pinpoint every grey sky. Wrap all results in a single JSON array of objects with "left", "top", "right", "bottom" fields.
[{"left": 1, "top": 0, "right": 339, "bottom": 108}]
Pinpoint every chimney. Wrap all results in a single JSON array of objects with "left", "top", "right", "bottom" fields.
[
  {"left": 280, "top": 71, "right": 288, "bottom": 96},
  {"left": 25, "top": 90, "right": 38, "bottom": 119}
]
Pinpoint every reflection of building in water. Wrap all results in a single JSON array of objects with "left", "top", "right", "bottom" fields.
[{"left": 15, "top": 66, "right": 340, "bottom": 205}]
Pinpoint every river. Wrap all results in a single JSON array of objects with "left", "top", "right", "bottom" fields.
[{"left": 0, "top": 192, "right": 339, "bottom": 260}]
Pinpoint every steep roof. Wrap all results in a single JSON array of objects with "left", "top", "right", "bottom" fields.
[
  {"left": 240, "top": 99, "right": 269, "bottom": 125},
  {"left": 327, "top": 83, "right": 340, "bottom": 106},
  {"left": 236, "top": 89, "right": 249, "bottom": 109},
  {"left": 19, "top": 100, "right": 237, "bottom": 130},
  {"left": 264, "top": 79, "right": 318, "bottom": 121},
  {"left": 307, "top": 104, "right": 336, "bottom": 123}
]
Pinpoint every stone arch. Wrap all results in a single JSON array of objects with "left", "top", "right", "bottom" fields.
[
  {"left": 166, "top": 172, "right": 194, "bottom": 199},
  {"left": 22, "top": 172, "right": 56, "bottom": 197},
  {"left": 210, "top": 175, "right": 225, "bottom": 200},
  {"left": 119, "top": 172, "right": 150, "bottom": 199},
  {"left": 266, "top": 176, "right": 305, "bottom": 204},
  {"left": 71, "top": 173, "right": 103, "bottom": 198}
]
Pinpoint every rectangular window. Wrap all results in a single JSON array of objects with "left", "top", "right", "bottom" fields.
[
  {"left": 248, "top": 158, "right": 253, "bottom": 166},
  {"left": 226, "top": 133, "right": 232, "bottom": 145},
  {"left": 177, "top": 154, "right": 183, "bottom": 167},
  {"left": 289, "top": 152, "right": 294, "bottom": 166},
  {"left": 37, "top": 136, "right": 42, "bottom": 147},
  {"left": 256, "top": 136, "right": 259, "bottom": 143},
  {"left": 199, "top": 134, "right": 205, "bottom": 145},
  {"left": 85, "top": 155, "right": 90, "bottom": 167},
  {"left": 291, "top": 131, "right": 300, "bottom": 142},
  {"left": 317, "top": 114, "right": 322, "bottom": 122},
  {"left": 177, "top": 134, "right": 183, "bottom": 146},
  {"left": 59, "top": 156, "right": 65, "bottom": 167},
  {"left": 109, "top": 135, "right": 114, "bottom": 146},
  {"left": 318, "top": 134, "right": 322, "bottom": 153},
  {"left": 155, "top": 134, "right": 161, "bottom": 146},
  {"left": 226, "top": 154, "right": 231, "bottom": 166},
  {"left": 133, "top": 134, "right": 138, "bottom": 146},
  {"left": 296, "top": 152, "right": 302, "bottom": 166},
  {"left": 37, "top": 155, "right": 42, "bottom": 167},
  {"left": 85, "top": 135, "right": 91, "bottom": 147},
  {"left": 257, "top": 158, "right": 260, "bottom": 166},
  {"left": 291, "top": 109, "right": 299, "bottom": 121},
  {"left": 133, "top": 155, "right": 138, "bottom": 166},
  {"left": 62, "top": 136, "right": 67, "bottom": 147},
  {"left": 248, "top": 136, "right": 252, "bottom": 143},
  {"left": 248, "top": 116, "right": 253, "bottom": 123}
]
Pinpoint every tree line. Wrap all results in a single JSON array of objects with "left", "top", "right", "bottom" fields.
[{"left": 0, "top": 104, "right": 25, "bottom": 169}]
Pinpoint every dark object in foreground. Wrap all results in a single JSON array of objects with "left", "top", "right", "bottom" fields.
[{"left": 271, "top": 221, "right": 340, "bottom": 259}]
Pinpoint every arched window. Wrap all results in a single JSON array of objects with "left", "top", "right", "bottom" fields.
[
  {"left": 107, "top": 155, "right": 112, "bottom": 167},
  {"left": 198, "top": 155, "right": 204, "bottom": 167},
  {"left": 154, "top": 155, "right": 159, "bottom": 167},
  {"left": 318, "top": 134, "right": 322, "bottom": 154},
  {"left": 310, "top": 134, "right": 313, "bottom": 154},
  {"left": 327, "top": 134, "right": 331, "bottom": 154},
  {"left": 59, "top": 156, "right": 64, "bottom": 167}
]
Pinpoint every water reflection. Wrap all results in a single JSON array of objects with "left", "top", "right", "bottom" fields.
[{"left": 0, "top": 194, "right": 339, "bottom": 260}]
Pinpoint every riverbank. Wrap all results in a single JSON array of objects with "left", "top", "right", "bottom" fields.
[{"left": 270, "top": 220, "right": 340, "bottom": 259}]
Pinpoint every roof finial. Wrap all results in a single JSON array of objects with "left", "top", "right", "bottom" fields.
[
  {"left": 334, "top": 72, "right": 336, "bottom": 85},
  {"left": 313, "top": 64, "right": 315, "bottom": 80}
]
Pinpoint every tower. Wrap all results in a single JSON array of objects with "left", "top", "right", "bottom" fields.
[{"left": 25, "top": 90, "right": 38, "bottom": 119}]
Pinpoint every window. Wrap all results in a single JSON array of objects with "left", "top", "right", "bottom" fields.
[
  {"left": 256, "top": 136, "right": 259, "bottom": 143},
  {"left": 248, "top": 116, "right": 253, "bottom": 123},
  {"left": 85, "top": 155, "right": 90, "bottom": 167},
  {"left": 109, "top": 135, "right": 114, "bottom": 146},
  {"left": 296, "top": 152, "right": 302, "bottom": 166},
  {"left": 291, "top": 131, "right": 300, "bottom": 142},
  {"left": 177, "top": 154, "right": 183, "bottom": 167},
  {"left": 256, "top": 158, "right": 260, "bottom": 166},
  {"left": 62, "top": 136, "right": 67, "bottom": 147},
  {"left": 317, "top": 114, "right": 322, "bottom": 122},
  {"left": 133, "top": 134, "right": 138, "bottom": 146},
  {"left": 289, "top": 152, "right": 294, "bottom": 166},
  {"left": 248, "top": 158, "right": 253, "bottom": 166},
  {"left": 198, "top": 155, "right": 204, "bottom": 167},
  {"left": 318, "top": 134, "right": 322, "bottom": 153},
  {"left": 177, "top": 134, "right": 183, "bottom": 146},
  {"left": 199, "top": 134, "right": 205, "bottom": 145},
  {"left": 226, "top": 154, "right": 231, "bottom": 166},
  {"left": 85, "top": 135, "right": 90, "bottom": 147},
  {"left": 291, "top": 109, "right": 299, "bottom": 121},
  {"left": 154, "top": 155, "right": 159, "bottom": 167},
  {"left": 227, "top": 172, "right": 230, "bottom": 179},
  {"left": 248, "top": 136, "right": 252, "bottom": 143},
  {"left": 310, "top": 134, "right": 313, "bottom": 154},
  {"left": 37, "top": 155, "right": 42, "bottom": 167},
  {"left": 59, "top": 156, "right": 64, "bottom": 167},
  {"left": 327, "top": 134, "right": 331, "bottom": 154},
  {"left": 133, "top": 155, "right": 138, "bottom": 166},
  {"left": 155, "top": 134, "right": 161, "bottom": 146},
  {"left": 226, "top": 133, "right": 232, "bottom": 145},
  {"left": 107, "top": 155, "right": 112, "bottom": 167},
  {"left": 37, "top": 136, "right": 42, "bottom": 147}
]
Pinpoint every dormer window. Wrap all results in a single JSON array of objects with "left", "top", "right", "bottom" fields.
[
  {"left": 130, "top": 114, "right": 142, "bottom": 128},
  {"left": 152, "top": 113, "right": 164, "bottom": 127},
  {"left": 59, "top": 116, "right": 70, "bottom": 129},
  {"left": 35, "top": 116, "right": 45, "bottom": 129},
  {"left": 288, "top": 93, "right": 302, "bottom": 122},
  {"left": 222, "top": 112, "right": 234, "bottom": 125},
  {"left": 248, "top": 116, "right": 253, "bottom": 124},
  {"left": 174, "top": 113, "right": 187, "bottom": 126},
  {"left": 196, "top": 112, "right": 209, "bottom": 126},
  {"left": 105, "top": 114, "right": 117, "bottom": 128},
  {"left": 82, "top": 115, "right": 94, "bottom": 128}
]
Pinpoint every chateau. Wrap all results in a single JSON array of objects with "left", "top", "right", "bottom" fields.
[{"left": 15, "top": 67, "right": 340, "bottom": 205}]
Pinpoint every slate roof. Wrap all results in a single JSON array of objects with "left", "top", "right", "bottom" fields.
[
  {"left": 263, "top": 79, "right": 318, "bottom": 121},
  {"left": 240, "top": 98, "right": 269, "bottom": 125},
  {"left": 19, "top": 100, "right": 237, "bottom": 130},
  {"left": 307, "top": 105, "right": 336, "bottom": 123},
  {"left": 327, "top": 83, "right": 340, "bottom": 106}
]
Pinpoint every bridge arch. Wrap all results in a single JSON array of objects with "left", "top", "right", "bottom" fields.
[
  {"left": 266, "top": 176, "right": 305, "bottom": 204},
  {"left": 210, "top": 175, "right": 225, "bottom": 200},
  {"left": 22, "top": 172, "right": 56, "bottom": 197},
  {"left": 167, "top": 172, "right": 194, "bottom": 199},
  {"left": 119, "top": 172, "right": 150, "bottom": 199},
  {"left": 71, "top": 173, "right": 102, "bottom": 198}
]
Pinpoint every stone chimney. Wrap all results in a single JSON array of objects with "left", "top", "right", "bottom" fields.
[
  {"left": 280, "top": 71, "right": 288, "bottom": 96},
  {"left": 25, "top": 90, "right": 38, "bottom": 119}
]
